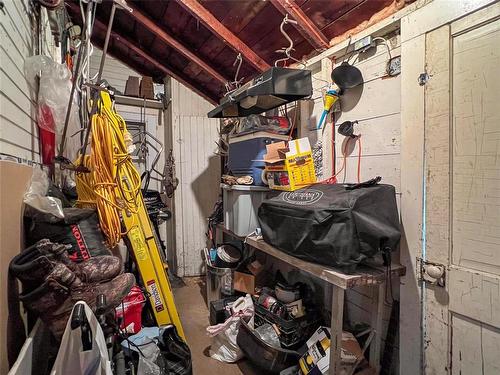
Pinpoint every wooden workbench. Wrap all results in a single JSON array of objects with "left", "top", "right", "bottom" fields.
[
  {"left": 218, "top": 224, "right": 405, "bottom": 374},
  {"left": 244, "top": 236, "right": 405, "bottom": 374}
]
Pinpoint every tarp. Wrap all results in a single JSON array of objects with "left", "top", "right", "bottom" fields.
[{"left": 258, "top": 182, "right": 400, "bottom": 271}]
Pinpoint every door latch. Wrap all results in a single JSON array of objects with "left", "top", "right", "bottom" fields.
[{"left": 417, "top": 258, "right": 446, "bottom": 287}]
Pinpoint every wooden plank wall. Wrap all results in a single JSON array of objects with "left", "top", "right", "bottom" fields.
[
  {"left": 168, "top": 79, "right": 220, "bottom": 277},
  {"left": 302, "top": 33, "right": 403, "bottom": 370},
  {"left": 0, "top": 2, "right": 57, "bottom": 161}
]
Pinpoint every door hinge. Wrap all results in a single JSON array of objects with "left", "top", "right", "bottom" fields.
[
  {"left": 418, "top": 72, "right": 430, "bottom": 86},
  {"left": 417, "top": 257, "right": 446, "bottom": 287}
]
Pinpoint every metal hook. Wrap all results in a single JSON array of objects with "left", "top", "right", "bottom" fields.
[
  {"left": 274, "top": 14, "right": 305, "bottom": 68},
  {"left": 225, "top": 53, "right": 244, "bottom": 93}
]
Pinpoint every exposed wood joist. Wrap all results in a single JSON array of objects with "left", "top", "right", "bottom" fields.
[
  {"left": 176, "top": 0, "right": 270, "bottom": 72},
  {"left": 67, "top": 3, "right": 218, "bottom": 104},
  {"left": 270, "top": 0, "right": 330, "bottom": 50},
  {"left": 125, "top": 3, "right": 228, "bottom": 85}
]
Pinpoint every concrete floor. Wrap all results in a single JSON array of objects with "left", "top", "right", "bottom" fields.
[{"left": 173, "top": 277, "right": 261, "bottom": 375}]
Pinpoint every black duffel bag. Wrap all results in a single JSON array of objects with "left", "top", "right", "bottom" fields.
[
  {"left": 24, "top": 207, "right": 111, "bottom": 261},
  {"left": 258, "top": 179, "right": 400, "bottom": 271}
]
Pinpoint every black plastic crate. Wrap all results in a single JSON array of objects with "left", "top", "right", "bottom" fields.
[{"left": 254, "top": 302, "right": 321, "bottom": 349}]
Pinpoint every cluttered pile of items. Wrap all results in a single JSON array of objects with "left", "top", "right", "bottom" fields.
[
  {"left": 204, "top": 16, "right": 401, "bottom": 375},
  {"left": 7, "top": 2, "right": 190, "bottom": 374}
]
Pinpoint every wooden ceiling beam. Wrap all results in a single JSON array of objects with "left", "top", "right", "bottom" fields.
[
  {"left": 67, "top": 3, "right": 218, "bottom": 104},
  {"left": 126, "top": 3, "right": 228, "bottom": 85},
  {"left": 270, "top": 0, "right": 330, "bottom": 51},
  {"left": 176, "top": 0, "right": 270, "bottom": 72}
]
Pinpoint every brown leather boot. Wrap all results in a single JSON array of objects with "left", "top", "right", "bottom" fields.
[
  {"left": 9, "top": 239, "right": 122, "bottom": 291},
  {"left": 19, "top": 263, "right": 135, "bottom": 339}
]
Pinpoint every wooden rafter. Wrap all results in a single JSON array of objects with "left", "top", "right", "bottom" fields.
[
  {"left": 176, "top": 0, "right": 270, "bottom": 72},
  {"left": 270, "top": 0, "right": 330, "bottom": 51},
  {"left": 126, "top": 3, "right": 228, "bottom": 85},
  {"left": 67, "top": 3, "right": 218, "bottom": 104}
]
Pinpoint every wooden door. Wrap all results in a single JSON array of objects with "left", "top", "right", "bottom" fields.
[{"left": 423, "top": 3, "right": 500, "bottom": 374}]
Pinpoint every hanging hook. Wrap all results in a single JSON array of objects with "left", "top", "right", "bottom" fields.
[
  {"left": 225, "top": 52, "right": 244, "bottom": 93},
  {"left": 274, "top": 14, "right": 305, "bottom": 68}
]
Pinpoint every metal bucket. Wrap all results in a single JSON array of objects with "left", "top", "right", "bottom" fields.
[{"left": 206, "top": 260, "right": 234, "bottom": 306}]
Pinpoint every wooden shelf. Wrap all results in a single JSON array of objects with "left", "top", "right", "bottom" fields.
[
  {"left": 216, "top": 223, "right": 245, "bottom": 240},
  {"left": 245, "top": 236, "right": 405, "bottom": 290},
  {"left": 114, "top": 94, "right": 165, "bottom": 109}
]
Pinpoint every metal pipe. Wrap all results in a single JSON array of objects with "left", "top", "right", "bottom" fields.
[
  {"left": 97, "top": 2, "right": 117, "bottom": 83},
  {"left": 78, "top": 1, "right": 118, "bottom": 168},
  {"left": 57, "top": 1, "right": 93, "bottom": 157}
]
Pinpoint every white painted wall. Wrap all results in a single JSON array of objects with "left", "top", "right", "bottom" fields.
[
  {"left": 0, "top": 2, "right": 58, "bottom": 161},
  {"left": 166, "top": 79, "right": 220, "bottom": 277},
  {"left": 301, "top": 31, "right": 403, "bottom": 372}
]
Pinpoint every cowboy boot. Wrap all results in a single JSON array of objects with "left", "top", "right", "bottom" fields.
[
  {"left": 19, "top": 263, "right": 135, "bottom": 339},
  {"left": 10, "top": 240, "right": 122, "bottom": 290}
]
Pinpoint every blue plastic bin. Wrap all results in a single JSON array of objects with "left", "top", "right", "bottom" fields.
[{"left": 228, "top": 131, "right": 288, "bottom": 186}]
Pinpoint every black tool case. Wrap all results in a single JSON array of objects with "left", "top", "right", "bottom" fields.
[{"left": 258, "top": 182, "right": 401, "bottom": 271}]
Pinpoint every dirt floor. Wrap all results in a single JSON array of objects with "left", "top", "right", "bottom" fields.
[{"left": 173, "top": 277, "right": 261, "bottom": 375}]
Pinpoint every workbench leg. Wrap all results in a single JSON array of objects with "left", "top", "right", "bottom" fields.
[
  {"left": 369, "top": 282, "right": 385, "bottom": 372},
  {"left": 329, "top": 286, "right": 345, "bottom": 375}
]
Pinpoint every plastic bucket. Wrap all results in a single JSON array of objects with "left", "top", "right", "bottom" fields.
[{"left": 215, "top": 243, "right": 242, "bottom": 268}]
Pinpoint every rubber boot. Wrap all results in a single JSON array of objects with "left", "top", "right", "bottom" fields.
[
  {"left": 9, "top": 239, "right": 122, "bottom": 291},
  {"left": 19, "top": 263, "right": 135, "bottom": 339}
]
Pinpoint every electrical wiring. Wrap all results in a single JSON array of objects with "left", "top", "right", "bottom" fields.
[{"left": 75, "top": 93, "right": 141, "bottom": 248}]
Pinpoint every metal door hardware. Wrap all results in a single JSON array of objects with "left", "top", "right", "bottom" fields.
[
  {"left": 418, "top": 72, "right": 430, "bottom": 86},
  {"left": 417, "top": 257, "right": 446, "bottom": 287}
]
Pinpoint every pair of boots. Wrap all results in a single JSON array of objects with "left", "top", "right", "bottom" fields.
[{"left": 10, "top": 239, "right": 135, "bottom": 339}]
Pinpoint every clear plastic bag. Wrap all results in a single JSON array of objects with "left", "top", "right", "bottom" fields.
[
  {"left": 24, "top": 55, "right": 80, "bottom": 161},
  {"left": 206, "top": 294, "right": 255, "bottom": 363},
  {"left": 23, "top": 168, "right": 64, "bottom": 219}
]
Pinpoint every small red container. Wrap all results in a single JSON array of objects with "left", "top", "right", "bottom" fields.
[
  {"left": 38, "top": 104, "right": 56, "bottom": 165},
  {"left": 115, "top": 286, "right": 146, "bottom": 334}
]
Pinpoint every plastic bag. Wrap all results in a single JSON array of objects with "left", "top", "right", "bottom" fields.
[
  {"left": 235, "top": 115, "right": 290, "bottom": 135},
  {"left": 137, "top": 342, "right": 161, "bottom": 375},
  {"left": 51, "top": 302, "right": 112, "bottom": 375},
  {"left": 24, "top": 55, "right": 80, "bottom": 162},
  {"left": 23, "top": 168, "right": 64, "bottom": 219},
  {"left": 206, "top": 294, "right": 254, "bottom": 363},
  {"left": 24, "top": 55, "right": 77, "bottom": 134}
]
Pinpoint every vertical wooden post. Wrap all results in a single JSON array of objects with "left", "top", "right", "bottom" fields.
[
  {"left": 370, "top": 281, "right": 386, "bottom": 371},
  {"left": 330, "top": 286, "right": 345, "bottom": 374}
]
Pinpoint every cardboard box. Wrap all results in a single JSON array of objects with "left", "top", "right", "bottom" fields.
[
  {"left": 263, "top": 137, "right": 316, "bottom": 191},
  {"left": 233, "top": 260, "right": 266, "bottom": 294},
  {"left": 299, "top": 327, "right": 364, "bottom": 375}
]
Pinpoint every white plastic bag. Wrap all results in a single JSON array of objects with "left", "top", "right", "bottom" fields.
[
  {"left": 23, "top": 168, "right": 64, "bottom": 219},
  {"left": 24, "top": 55, "right": 80, "bottom": 161},
  {"left": 206, "top": 294, "right": 254, "bottom": 363},
  {"left": 51, "top": 302, "right": 112, "bottom": 375}
]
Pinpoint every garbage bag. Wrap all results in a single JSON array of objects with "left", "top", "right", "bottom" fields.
[
  {"left": 258, "top": 182, "right": 401, "bottom": 271},
  {"left": 206, "top": 294, "right": 254, "bottom": 363}
]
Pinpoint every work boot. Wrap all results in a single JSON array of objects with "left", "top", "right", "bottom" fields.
[
  {"left": 19, "top": 263, "right": 135, "bottom": 339},
  {"left": 37, "top": 239, "right": 122, "bottom": 283},
  {"left": 9, "top": 239, "right": 122, "bottom": 291}
]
